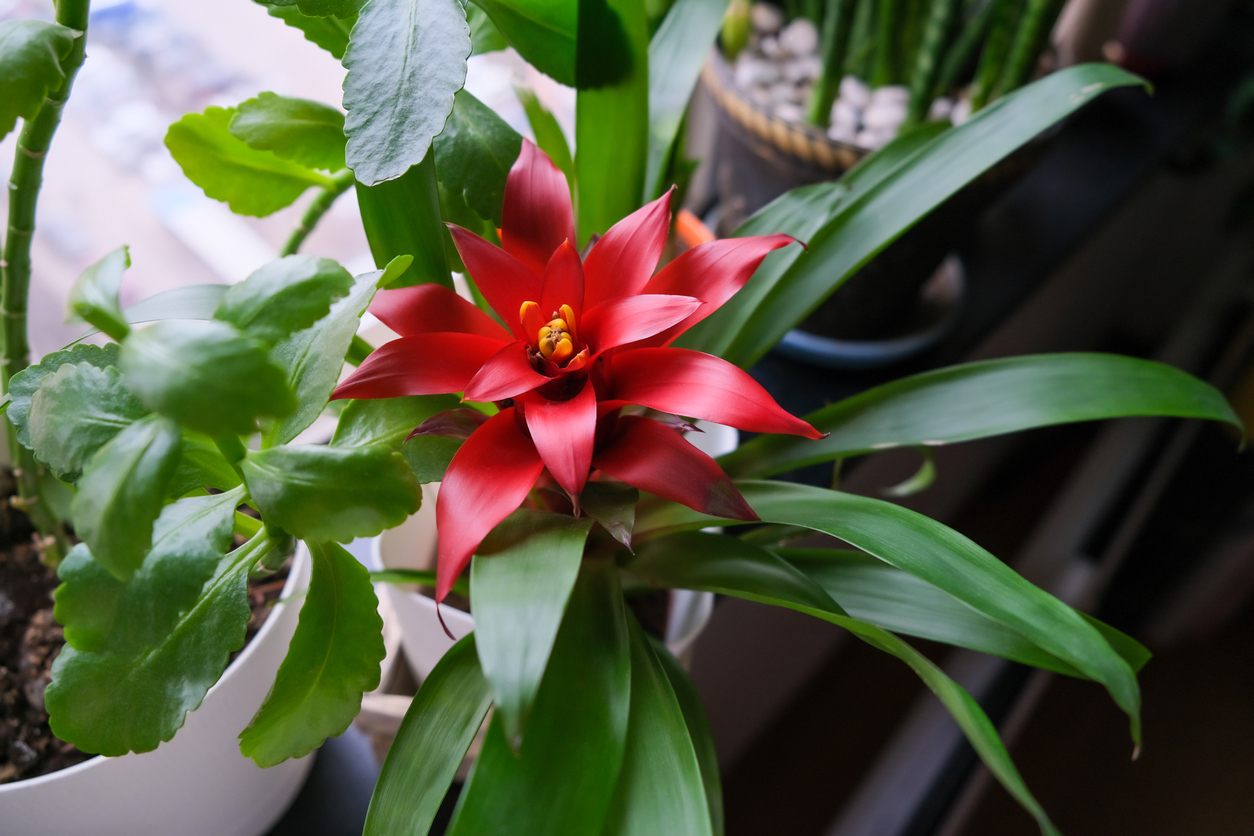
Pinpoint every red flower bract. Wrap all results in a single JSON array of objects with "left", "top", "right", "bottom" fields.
[{"left": 332, "top": 140, "right": 822, "bottom": 601}]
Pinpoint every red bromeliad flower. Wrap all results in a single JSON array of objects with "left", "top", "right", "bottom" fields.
[{"left": 332, "top": 140, "right": 822, "bottom": 601}]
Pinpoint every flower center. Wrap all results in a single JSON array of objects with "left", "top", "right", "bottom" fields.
[{"left": 521, "top": 301, "right": 578, "bottom": 365}]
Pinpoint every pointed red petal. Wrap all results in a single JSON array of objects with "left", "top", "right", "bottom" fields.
[
  {"left": 369, "top": 284, "right": 510, "bottom": 341},
  {"left": 582, "top": 188, "right": 673, "bottom": 309},
  {"left": 436, "top": 408, "right": 545, "bottom": 600},
  {"left": 521, "top": 378, "right": 597, "bottom": 500},
  {"left": 463, "top": 340, "right": 552, "bottom": 402},
  {"left": 448, "top": 224, "right": 541, "bottom": 337},
  {"left": 538, "top": 239, "right": 585, "bottom": 320},
  {"left": 641, "top": 233, "right": 795, "bottom": 344},
  {"left": 610, "top": 347, "right": 823, "bottom": 438},
  {"left": 331, "top": 333, "right": 505, "bottom": 400},
  {"left": 580, "top": 294, "right": 702, "bottom": 355},
  {"left": 592, "top": 415, "right": 757, "bottom": 521},
  {"left": 501, "top": 140, "right": 576, "bottom": 278}
]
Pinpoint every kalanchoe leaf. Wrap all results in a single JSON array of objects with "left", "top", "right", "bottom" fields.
[
  {"left": 467, "top": 2, "right": 507, "bottom": 53},
  {"left": 239, "top": 540, "right": 384, "bottom": 767},
  {"left": 27, "top": 362, "right": 149, "bottom": 481},
  {"left": 331, "top": 394, "right": 461, "bottom": 449},
  {"left": 121, "top": 320, "right": 297, "bottom": 436},
  {"left": 121, "top": 283, "right": 228, "bottom": 327},
  {"left": 167, "top": 430, "right": 244, "bottom": 497},
  {"left": 580, "top": 480, "right": 639, "bottom": 550},
  {"left": 241, "top": 443, "right": 421, "bottom": 542},
  {"left": 0, "top": 19, "right": 77, "bottom": 142},
  {"left": 68, "top": 246, "right": 131, "bottom": 341},
  {"left": 401, "top": 434, "right": 461, "bottom": 483},
  {"left": 265, "top": 0, "right": 361, "bottom": 16},
  {"left": 8, "top": 343, "right": 121, "bottom": 449},
  {"left": 230, "top": 92, "right": 347, "bottom": 172},
  {"left": 254, "top": 0, "right": 354, "bottom": 58},
  {"left": 214, "top": 254, "right": 354, "bottom": 346},
  {"left": 407, "top": 407, "right": 490, "bottom": 441},
  {"left": 432, "top": 89, "right": 522, "bottom": 227},
  {"left": 71, "top": 415, "right": 182, "bottom": 581}
]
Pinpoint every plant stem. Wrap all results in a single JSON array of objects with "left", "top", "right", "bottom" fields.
[
  {"left": 996, "top": 0, "right": 1066, "bottom": 96},
  {"left": 845, "top": 0, "right": 878, "bottom": 79},
  {"left": 280, "top": 168, "right": 355, "bottom": 257},
  {"left": 933, "top": 0, "right": 996, "bottom": 97},
  {"left": 2, "top": 0, "right": 92, "bottom": 563},
  {"left": 968, "top": 0, "right": 1024, "bottom": 110},
  {"left": 871, "top": 0, "right": 900, "bottom": 87},
  {"left": 903, "top": 0, "right": 960, "bottom": 128},
  {"left": 807, "top": 0, "right": 857, "bottom": 126}
]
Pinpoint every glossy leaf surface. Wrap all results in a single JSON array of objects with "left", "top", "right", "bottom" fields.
[
  {"left": 167, "top": 430, "right": 243, "bottom": 497},
  {"left": 27, "top": 362, "right": 148, "bottom": 481},
  {"left": 331, "top": 394, "right": 461, "bottom": 449},
  {"left": 401, "top": 434, "right": 462, "bottom": 483},
  {"left": 230, "top": 92, "right": 347, "bottom": 172},
  {"left": 473, "top": 0, "right": 577, "bottom": 85},
  {"left": 68, "top": 246, "right": 130, "bottom": 341},
  {"left": 652, "top": 637, "right": 724, "bottom": 836},
  {"left": 468, "top": 2, "right": 508, "bottom": 53},
  {"left": 515, "top": 85, "right": 574, "bottom": 186},
  {"left": 0, "top": 19, "right": 76, "bottom": 141},
  {"left": 240, "top": 540, "right": 385, "bottom": 766},
  {"left": 8, "top": 343, "right": 120, "bottom": 449},
  {"left": 356, "top": 155, "right": 452, "bottom": 287},
  {"left": 581, "top": 480, "right": 639, "bottom": 549},
  {"left": 214, "top": 254, "right": 354, "bottom": 346},
  {"left": 433, "top": 89, "right": 522, "bottom": 227},
  {"left": 255, "top": 0, "right": 354, "bottom": 58},
  {"left": 121, "top": 283, "right": 228, "bottom": 326}
]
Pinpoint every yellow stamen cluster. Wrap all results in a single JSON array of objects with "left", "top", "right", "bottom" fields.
[{"left": 521, "top": 301, "right": 578, "bottom": 365}]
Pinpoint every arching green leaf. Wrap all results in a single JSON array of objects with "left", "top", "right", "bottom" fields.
[
  {"left": 0, "top": 19, "right": 77, "bottom": 141},
  {"left": 230, "top": 92, "right": 347, "bottom": 172}
]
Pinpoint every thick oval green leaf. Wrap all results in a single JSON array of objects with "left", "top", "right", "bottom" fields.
[
  {"left": 471, "top": 511, "right": 593, "bottom": 748},
  {"left": 28, "top": 362, "right": 148, "bottom": 481},
  {"left": 468, "top": 1, "right": 508, "bottom": 53},
  {"left": 331, "top": 394, "right": 460, "bottom": 449},
  {"left": 0, "top": 19, "right": 77, "bottom": 141},
  {"left": 473, "top": 0, "right": 577, "bottom": 85},
  {"left": 120, "top": 320, "right": 297, "bottom": 436},
  {"left": 165, "top": 106, "right": 333, "bottom": 216},
  {"left": 342, "top": 0, "right": 469, "bottom": 185},
  {"left": 71, "top": 415, "right": 182, "bottom": 581},
  {"left": 625, "top": 532, "right": 1060, "bottom": 836},
  {"left": 721, "top": 353, "right": 1242, "bottom": 478},
  {"left": 780, "top": 548, "right": 1150, "bottom": 676},
  {"left": 448, "top": 558, "right": 631, "bottom": 836},
  {"left": 364, "top": 635, "right": 492, "bottom": 836},
  {"left": 357, "top": 155, "right": 453, "bottom": 287},
  {"left": 45, "top": 532, "right": 280, "bottom": 756},
  {"left": 167, "top": 430, "right": 244, "bottom": 497},
  {"left": 239, "top": 540, "right": 385, "bottom": 766},
  {"left": 214, "top": 254, "right": 354, "bottom": 346},
  {"left": 8, "top": 343, "right": 120, "bottom": 449},
  {"left": 68, "top": 245, "right": 130, "bottom": 341},
  {"left": 644, "top": 0, "right": 728, "bottom": 199},
  {"left": 230, "top": 92, "right": 347, "bottom": 172},
  {"left": 268, "top": 0, "right": 361, "bottom": 20},
  {"left": 401, "top": 433, "right": 462, "bottom": 483},
  {"left": 122, "top": 283, "right": 228, "bottom": 326},
  {"left": 241, "top": 443, "right": 421, "bottom": 541},
  {"left": 433, "top": 89, "right": 522, "bottom": 227},
  {"left": 255, "top": 0, "right": 355, "bottom": 58},
  {"left": 688, "top": 64, "right": 1147, "bottom": 366},
  {"left": 601, "top": 615, "right": 712, "bottom": 836},
  {"left": 651, "top": 637, "right": 723, "bottom": 836},
  {"left": 55, "top": 487, "right": 245, "bottom": 654}
]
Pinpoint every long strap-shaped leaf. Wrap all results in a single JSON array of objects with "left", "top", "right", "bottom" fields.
[
  {"left": 624, "top": 532, "right": 1060, "bottom": 836},
  {"left": 637, "top": 481, "right": 1143, "bottom": 745},
  {"left": 720, "top": 353, "right": 1241, "bottom": 478},
  {"left": 364, "top": 635, "right": 491, "bottom": 836}
]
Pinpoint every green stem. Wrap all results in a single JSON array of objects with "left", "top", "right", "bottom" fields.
[
  {"left": 933, "top": 0, "right": 996, "bottom": 97},
  {"left": 345, "top": 334, "right": 374, "bottom": 366},
  {"left": 280, "top": 168, "right": 354, "bottom": 257},
  {"left": 807, "top": 0, "right": 857, "bottom": 126},
  {"left": 903, "top": 0, "right": 961, "bottom": 127},
  {"left": 845, "top": 0, "right": 878, "bottom": 79},
  {"left": 996, "top": 0, "right": 1066, "bottom": 96},
  {"left": 871, "top": 0, "right": 901, "bottom": 87},
  {"left": 1, "top": 0, "right": 92, "bottom": 562},
  {"left": 968, "top": 0, "right": 1024, "bottom": 110}
]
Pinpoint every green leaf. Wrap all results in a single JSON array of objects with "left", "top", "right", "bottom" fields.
[
  {"left": 721, "top": 354, "right": 1243, "bottom": 478},
  {"left": 644, "top": 0, "right": 728, "bottom": 200},
  {"left": 71, "top": 415, "right": 182, "bottom": 581},
  {"left": 255, "top": 0, "right": 355, "bottom": 59},
  {"left": 468, "top": 1, "right": 509, "bottom": 53},
  {"left": 447, "top": 558, "right": 631, "bottom": 836},
  {"left": 214, "top": 254, "right": 354, "bottom": 346},
  {"left": 68, "top": 246, "right": 131, "bottom": 341},
  {"left": 471, "top": 511, "right": 593, "bottom": 748},
  {"left": 472, "top": 0, "right": 577, "bottom": 86},
  {"left": 781, "top": 548, "right": 1150, "bottom": 676},
  {"left": 8, "top": 343, "right": 121, "bottom": 449},
  {"left": 165, "top": 106, "right": 333, "bottom": 216},
  {"left": 651, "top": 637, "right": 723, "bottom": 836},
  {"left": 45, "top": 532, "right": 279, "bottom": 756},
  {"left": 55, "top": 487, "right": 245, "bottom": 654},
  {"left": 230, "top": 92, "right": 347, "bottom": 172},
  {"left": 27, "top": 362, "right": 148, "bottom": 481},
  {"left": 401, "top": 433, "right": 462, "bottom": 482},
  {"left": 601, "top": 615, "right": 712, "bottom": 836},
  {"left": 624, "top": 533, "right": 1060, "bottom": 836},
  {"left": 167, "top": 430, "right": 243, "bottom": 497},
  {"left": 0, "top": 19, "right": 77, "bottom": 142},
  {"left": 580, "top": 480, "right": 639, "bottom": 549},
  {"left": 239, "top": 540, "right": 384, "bottom": 766},
  {"left": 264, "top": 268, "right": 380, "bottom": 445},
  {"left": 120, "top": 320, "right": 297, "bottom": 436},
  {"left": 356, "top": 154, "right": 453, "bottom": 288},
  {"left": 433, "top": 89, "right": 522, "bottom": 227},
  {"left": 122, "top": 283, "right": 228, "bottom": 325},
  {"left": 269, "top": 0, "right": 361, "bottom": 18},
  {"left": 576, "top": 0, "right": 649, "bottom": 241},
  {"left": 331, "top": 394, "right": 461, "bottom": 448},
  {"left": 241, "top": 443, "right": 421, "bottom": 541},
  {"left": 690, "top": 65, "right": 1146, "bottom": 366},
  {"left": 342, "top": 0, "right": 469, "bottom": 185},
  {"left": 515, "top": 84, "right": 574, "bottom": 186},
  {"left": 364, "top": 635, "right": 491, "bottom": 836}
]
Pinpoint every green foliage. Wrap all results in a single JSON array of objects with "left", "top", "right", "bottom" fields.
[
  {"left": 331, "top": 394, "right": 460, "bottom": 449},
  {"left": 68, "top": 246, "right": 130, "bottom": 341},
  {"left": 471, "top": 511, "right": 593, "bottom": 748},
  {"left": 342, "top": 0, "right": 470, "bottom": 185},
  {"left": 120, "top": 320, "right": 297, "bottom": 436},
  {"left": 27, "top": 362, "right": 147, "bottom": 481},
  {"left": 167, "top": 430, "right": 243, "bottom": 497},
  {"left": 401, "top": 433, "right": 462, "bottom": 483},
  {"left": 8, "top": 343, "right": 122, "bottom": 450},
  {"left": 468, "top": 2, "right": 508, "bottom": 53},
  {"left": 433, "top": 89, "right": 522, "bottom": 227},
  {"left": 472, "top": 0, "right": 577, "bottom": 86},
  {"left": 121, "top": 283, "right": 228, "bottom": 327},
  {"left": 71, "top": 415, "right": 182, "bottom": 581},
  {"left": 165, "top": 107, "right": 333, "bottom": 216},
  {"left": 230, "top": 92, "right": 347, "bottom": 171},
  {"left": 0, "top": 19, "right": 77, "bottom": 141},
  {"left": 267, "top": 0, "right": 361, "bottom": 18},
  {"left": 239, "top": 540, "right": 384, "bottom": 766},
  {"left": 651, "top": 638, "right": 724, "bottom": 835},
  {"left": 241, "top": 443, "right": 421, "bottom": 541},
  {"left": 580, "top": 480, "right": 639, "bottom": 549},
  {"left": 214, "top": 254, "right": 354, "bottom": 346},
  {"left": 254, "top": 0, "right": 354, "bottom": 58},
  {"left": 515, "top": 85, "right": 575, "bottom": 187},
  {"left": 356, "top": 155, "right": 453, "bottom": 288},
  {"left": 364, "top": 636, "right": 492, "bottom": 836}
]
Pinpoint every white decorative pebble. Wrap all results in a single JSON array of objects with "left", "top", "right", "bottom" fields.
[
  {"left": 861, "top": 99, "right": 906, "bottom": 131},
  {"left": 828, "top": 121, "right": 858, "bottom": 143},
  {"left": 950, "top": 98, "right": 972, "bottom": 125},
  {"left": 928, "top": 96, "right": 954, "bottom": 121},
  {"left": 735, "top": 56, "right": 781, "bottom": 87},
  {"left": 750, "top": 2, "right": 785, "bottom": 34},
  {"left": 830, "top": 98, "right": 860, "bottom": 129},
  {"left": 768, "top": 81, "right": 804, "bottom": 104},
  {"left": 783, "top": 55, "right": 822, "bottom": 83},
  {"left": 869, "top": 84, "right": 910, "bottom": 106},
  {"left": 774, "top": 102, "right": 805, "bottom": 122},
  {"left": 777, "top": 18, "right": 818, "bottom": 56},
  {"left": 856, "top": 128, "right": 891, "bottom": 150},
  {"left": 839, "top": 75, "right": 871, "bottom": 109},
  {"left": 759, "top": 35, "right": 781, "bottom": 59}
]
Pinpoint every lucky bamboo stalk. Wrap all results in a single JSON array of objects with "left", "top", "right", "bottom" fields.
[
  {"left": 871, "top": 0, "right": 901, "bottom": 87},
  {"left": 933, "top": 0, "right": 996, "bottom": 97},
  {"left": 996, "top": 0, "right": 1067, "bottom": 96},
  {"left": 807, "top": 0, "right": 857, "bottom": 126},
  {"left": 969, "top": 0, "right": 1024, "bottom": 110},
  {"left": 903, "top": 0, "right": 961, "bottom": 127},
  {"left": 845, "top": 0, "right": 878, "bottom": 80}
]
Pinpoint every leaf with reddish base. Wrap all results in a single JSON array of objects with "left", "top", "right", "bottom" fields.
[
  {"left": 582, "top": 189, "right": 673, "bottom": 308},
  {"left": 521, "top": 379, "right": 598, "bottom": 501},
  {"left": 448, "top": 224, "right": 541, "bottom": 336},
  {"left": 407, "top": 408, "right": 491, "bottom": 441},
  {"left": 580, "top": 294, "right": 701, "bottom": 355},
  {"left": 464, "top": 341, "right": 551, "bottom": 402}
]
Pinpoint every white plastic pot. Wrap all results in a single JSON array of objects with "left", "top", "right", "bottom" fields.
[{"left": 0, "top": 546, "right": 315, "bottom": 836}]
